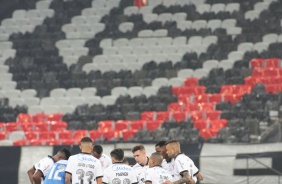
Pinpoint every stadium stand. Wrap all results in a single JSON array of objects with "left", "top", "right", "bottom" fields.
[{"left": 0, "top": 0, "right": 282, "bottom": 146}]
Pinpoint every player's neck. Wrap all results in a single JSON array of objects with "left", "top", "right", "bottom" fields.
[
  {"left": 172, "top": 151, "right": 181, "bottom": 158},
  {"left": 140, "top": 156, "right": 149, "bottom": 166}
]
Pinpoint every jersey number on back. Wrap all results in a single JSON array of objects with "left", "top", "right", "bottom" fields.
[
  {"left": 76, "top": 169, "right": 94, "bottom": 184},
  {"left": 47, "top": 166, "right": 65, "bottom": 180}
]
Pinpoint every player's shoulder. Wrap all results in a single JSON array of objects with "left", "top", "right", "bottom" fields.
[{"left": 56, "top": 159, "right": 68, "bottom": 165}]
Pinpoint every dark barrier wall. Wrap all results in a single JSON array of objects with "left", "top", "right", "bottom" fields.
[{"left": 0, "top": 146, "right": 21, "bottom": 184}]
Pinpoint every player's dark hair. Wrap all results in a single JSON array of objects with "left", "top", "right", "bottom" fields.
[
  {"left": 110, "top": 148, "right": 124, "bottom": 161},
  {"left": 59, "top": 147, "right": 72, "bottom": 160},
  {"left": 165, "top": 139, "right": 179, "bottom": 145},
  {"left": 123, "top": 157, "right": 129, "bottom": 164},
  {"left": 155, "top": 140, "right": 166, "bottom": 147},
  {"left": 131, "top": 144, "right": 145, "bottom": 153},
  {"left": 80, "top": 137, "right": 93, "bottom": 143},
  {"left": 93, "top": 145, "right": 103, "bottom": 155}
]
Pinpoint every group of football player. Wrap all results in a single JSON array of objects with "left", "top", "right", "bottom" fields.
[{"left": 27, "top": 137, "right": 203, "bottom": 184}]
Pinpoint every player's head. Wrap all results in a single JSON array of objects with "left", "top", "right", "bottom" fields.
[
  {"left": 155, "top": 140, "right": 169, "bottom": 160},
  {"left": 149, "top": 152, "right": 163, "bottom": 168},
  {"left": 132, "top": 144, "right": 147, "bottom": 165},
  {"left": 110, "top": 148, "right": 124, "bottom": 163},
  {"left": 123, "top": 157, "right": 129, "bottom": 165},
  {"left": 79, "top": 137, "right": 93, "bottom": 153},
  {"left": 54, "top": 147, "right": 72, "bottom": 161},
  {"left": 92, "top": 145, "right": 103, "bottom": 159},
  {"left": 165, "top": 140, "right": 181, "bottom": 158}
]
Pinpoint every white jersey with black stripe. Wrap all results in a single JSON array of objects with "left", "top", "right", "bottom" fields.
[
  {"left": 65, "top": 153, "right": 103, "bottom": 184},
  {"left": 172, "top": 153, "right": 199, "bottom": 183},
  {"left": 132, "top": 160, "right": 149, "bottom": 184},
  {"left": 34, "top": 155, "right": 56, "bottom": 184},
  {"left": 102, "top": 162, "right": 138, "bottom": 184},
  {"left": 145, "top": 166, "right": 173, "bottom": 184}
]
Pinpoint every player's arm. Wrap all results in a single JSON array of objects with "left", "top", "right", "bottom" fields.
[
  {"left": 32, "top": 170, "right": 43, "bottom": 184},
  {"left": 163, "top": 171, "right": 193, "bottom": 184},
  {"left": 196, "top": 171, "right": 203, "bottom": 181},
  {"left": 96, "top": 176, "right": 103, "bottom": 184},
  {"left": 65, "top": 172, "right": 72, "bottom": 184},
  {"left": 27, "top": 166, "right": 35, "bottom": 184}
]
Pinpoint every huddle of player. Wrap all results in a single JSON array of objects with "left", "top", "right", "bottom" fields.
[{"left": 27, "top": 138, "right": 203, "bottom": 184}]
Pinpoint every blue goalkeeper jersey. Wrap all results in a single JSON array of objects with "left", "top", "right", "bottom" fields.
[{"left": 44, "top": 160, "right": 68, "bottom": 184}]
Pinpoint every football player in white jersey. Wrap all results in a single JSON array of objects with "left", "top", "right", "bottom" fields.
[
  {"left": 145, "top": 152, "right": 173, "bottom": 184},
  {"left": 65, "top": 137, "right": 103, "bottom": 184},
  {"left": 132, "top": 145, "right": 149, "bottom": 184},
  {"left": 102, "top": 148, "right": 138, "bottom": 184},
  {"left": 155, "top": 141, "right": 174, "bottom": 177},
  {"left": 163, "top": 140, "right": 196, "bottom": 184},
  {"left": 92, "top": 144, "right": 112, "bottom": 170},
  {"left": 27, "top": 147, "right": 71, "bottom": 184}
]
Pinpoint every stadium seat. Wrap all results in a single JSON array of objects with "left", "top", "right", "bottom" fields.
[
  {"left": 39, "top": 131, "right": 57, "bottom": 139},
  {"left": 89, "top": 130, "right": 102, "bottom": 141},
  {"left": 25, "top": 131, "right": 38, "bottom": 140},
  {"left": 58, "top": 130, "right": 72, "bottom": 139},
  {"left": 146, "top": 120, "right": 163, "bottom": 131},
  {"left": 130, "top": 120, "right": 146, "bottom": 129},
  {"left": 0, "top": 132, "right": 7, "bottom": 140},
  {"left": 98, "top": 120, "right": 114, "bottom": 131},
  {"left": 140, "top": 111, "right": 156, "bottom": 120},
  {"left": 17, "top": 113, "right": 31, "bottom": 123},
  {"left": 121, "top": 129, "right": 137, "bottom": 141},
  {"left": 73, "top": 130, "right": 88, "bottom": 141},
  {"left": 115, "top": 120, "right": 130, "bottom": 131},
  {"left": 103, "top": 130, "right": 120, "bottom": 140},
  {"left": 168, "top": 103, "right": 183, "bottom": 111},
  {"left": 13, "top": 140, "right": 29, "bottom": 146}
]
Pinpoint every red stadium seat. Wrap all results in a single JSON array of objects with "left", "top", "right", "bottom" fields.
[
  {"left": 47, "top": 113, "right": 63, "bottom": 121},
  {"left": 156, "top": 111, "right": 171, "bottom": 121},
  {"left": 115, "top": 120, "right": 130, "bottom": 131},
  {"left": 210, "top": 119, "right": 228, "bottom": 130},
  {"left": 89, "top": 130, "right": 102, "bottom": 140},
  {"left": 189, "top": 111, "right": 204, "bottom": 121},
  {"left": 45, "top": 139, "right": 61, "bottom": 146},
  {"left": 29, "top": 139, "right": 45, "bottom": 146},
  {"left": 146, "top": 120, "right": 163, "bottom": 131},
  {"left": 61, "top": 139, "right": 78, "bottom": 145},
  {"left": 223, "top": 94, "right": 242, "bottom": 104},
  {"left": 103, "top": 130, "right": 120, "bottom": 140},
  {"left": 17, "top": 113, "right": 31, "bottom": 123},
  {"left": 172, "top": 86, "right": 205, "bottom": 95},
  {"left": 184, "top": 78, "right": 199, "bottom": 86},
  {"left": 194, "top": 94, "right": 209, "bottom": 103},
  {"left": 168, "top": 103, "right": 183, "bottom": 111},
  {"left": 13, "top": 140, "right": 29, "bottom": 146},
  {"left": 0, "top": 132, "right": 7, "bottom": 140},
  {"left": 140, "top": 111, "right": 156, "bottom": 120},
  {"left": 252, "top": 68, "right": 264, "bottom": 77},
  {"left": 130, "top": 120, "right": 146, "bottom": 129},
  {"left": 32, "top": 113, "right": 47, "bottom": 122},
  {"left": 73, "top": 130, "right": 88, "bottom": 141},
  {"left": 172, "top": 111, "right": 187, "bottom": 122},
  {"left": 209, "top": 94, "right": 223, "bottom": 103},
  {"left": 206, "top": 111, "right": 221, "bottom": 120},
  {"left": 198, "top": 103, "right": 215, "bottom": 111},
  {"left": 58, "top": 130, "right": 72, "bottom": 139},
  {"left": 183, "top": 103, "right": 198, "bottom": 112},
  {"left": 121, "top": 129, "right": 137, "bottom": 141},
  {"left": 194, "top": 120, "right": 207, "bottom": 129},
  {"left": 19, "top": 122, "right": 35, "bottom": 131},
  {"left": 263, "top": 68, "right": 279, "bottom": 77},
  {"left": 265, "top": 58, "right": 281, "bottom": 68},
  {"left": 178, "top": 94, "right": 191, "bottom": 103},
  {"left": 50, "top": 121, "right": 67, "bottom": 131},
  {"left": 199, "top": 128, "right": 217, "bottom": 140},
  {"left": 98, "top": 120, "right": 114, "bottom": 131},
  {"left": 250, "top": 58, "right": 264, "bottom": 68},
  {"left": 39, "top": 131, "right": 57, "bottom": 139},
  {"left": 25, "top": 131, "right": 38, "bottom": 140},
  {"left": 5, "top": 122, "right": 19, "bottom": 132},
  {"left": 35, "top": 122, "right": 49, "bottom": 131},
  {"left": 265, "top": 84, "right": 282, "bottom": 93}
]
